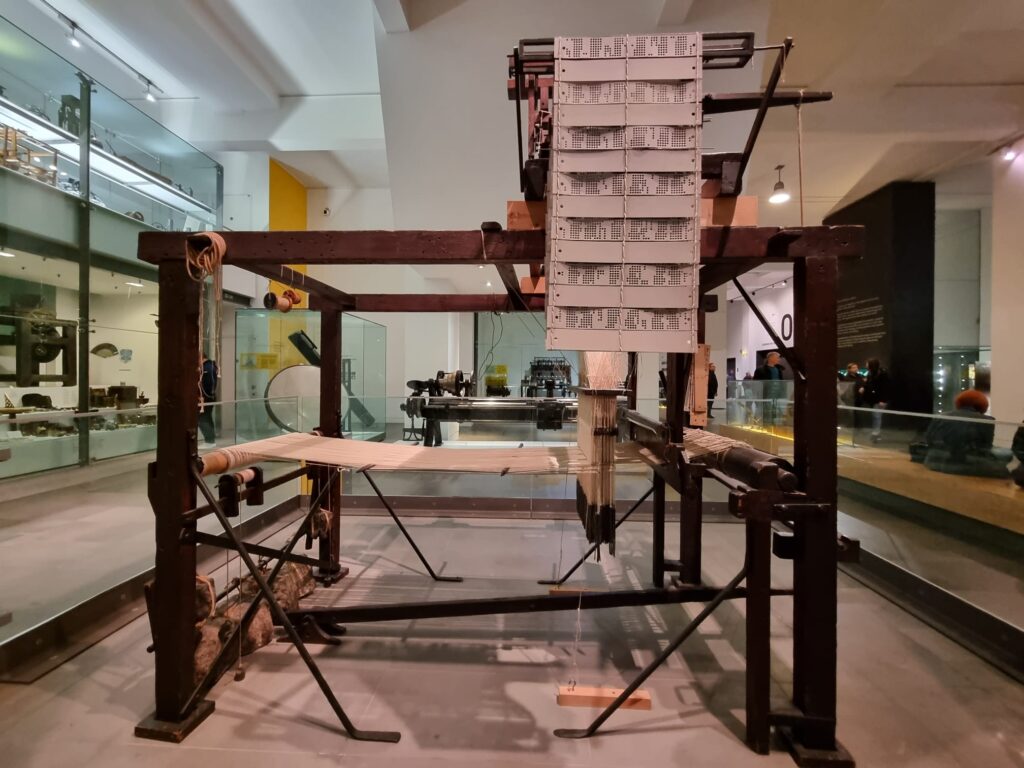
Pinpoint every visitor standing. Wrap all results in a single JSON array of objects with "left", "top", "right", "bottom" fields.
[
  {"left": 858, "top": 358, "right": 890, "bottom": 443},
  {"left": 707, "top": 361, "right": 718, "bottom": 418}
]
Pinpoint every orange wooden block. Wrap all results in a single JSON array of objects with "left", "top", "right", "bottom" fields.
[
  {"left": 700, "top": 196, "right": 759, "bottom": 227},
  {"left": 547, "top": 585, "right": 603, "bottom": 595},
  {"left": 520, "top": 275, "right": 546, "bottom": 295},
  {"left": 556, "top": 685, "right": 652, "bottom": 710},
  {"left": 507, "top": 200, "right": 546, "bottom": 230}
]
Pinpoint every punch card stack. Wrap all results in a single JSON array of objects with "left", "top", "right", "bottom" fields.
[{"left": 546, "top": 33, "right": 702, "bottom": 354}]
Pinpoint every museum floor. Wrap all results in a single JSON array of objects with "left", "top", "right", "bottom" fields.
[{"left": 0, "top": 514, "right": 1021, "bottom": 768}]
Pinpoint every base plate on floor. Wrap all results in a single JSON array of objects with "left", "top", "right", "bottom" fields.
[
  {"left": 777, "top": 726, "right": 855, "bottom": 767},
  {"left": 135, "top": 699, "right": 214, "bottom": 743}
]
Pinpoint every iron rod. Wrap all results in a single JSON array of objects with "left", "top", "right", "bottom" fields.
[
  {"left": 361, "top": 470, "right": 463, "bottom": 582},
  {"left": 288, "top": 584, "right": 764, "bottom": 625},
  {"left": 554, "top": 562, "right": 749, "bottom": 739},
  {"left": 539, "top": 486, "right": 655, "bottom": 585}
]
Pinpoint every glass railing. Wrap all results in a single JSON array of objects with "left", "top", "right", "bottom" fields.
[
  {"left": 720, "top": 388, "right": 1024, "bottom": 629},
  {"left": 0, "top": 397, "right": 304, "bottom": 647},
  {"left": 4, "top": 387, "right": 1019, "bottom": 654},
  {"left": 0, "top": 15, "right": 221, "bottom": 230}
]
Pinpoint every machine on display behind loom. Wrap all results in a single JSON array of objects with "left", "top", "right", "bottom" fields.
[{"left": 135, "top": 29, "right": 860, "bottom": 768}]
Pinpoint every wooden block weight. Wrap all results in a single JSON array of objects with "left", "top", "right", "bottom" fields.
[{"left": 556, "top": 685, "right": 652, "bottom": 710}]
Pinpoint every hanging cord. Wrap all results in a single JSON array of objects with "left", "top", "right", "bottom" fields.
[
  {"left": 234, "top": 524, "right": 245, "bottom": 681},
  {"left": 568, "top": 590, "right": 584, "bottom": 692},
  {"left": 186, "top": 233, "right": 226, "bottom": 410},
  {"left": 796, "top": 88, "right": 805, "bottom": 227}
]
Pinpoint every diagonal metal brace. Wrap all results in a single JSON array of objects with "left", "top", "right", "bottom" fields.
[
  {"left": 553, "top": 560, "right": 749, "bottom": 739},
  {"left": 361, "top": 469, "right": 463, "bottom": 582},
  {"left": 539, "top": 485, "right": 655, "bottom": 586},
  {"left": 732, "top": 277, "right": 805, "bottom": 379}
]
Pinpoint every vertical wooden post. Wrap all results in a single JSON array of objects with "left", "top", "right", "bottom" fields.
[
  {"left": 666, "top": 352, "right": 701, "bottom": 584},
  {"left": 790, "top": 254, "right": 840, "bottom": 750},
  {"left": 318, "top": 306, "right": 343, "bottom": 575},
  {"left": 151, "top": 262, "right": 201, "bottom": 721},
  {"left": 678, "top": 466, "right": 702, "bottom": 584},
  {"left": 745, "top": 513, "right": 772, "bottom": 753},
  {"left": 651, "top": 473, "right": 665, "bottom": 588}
]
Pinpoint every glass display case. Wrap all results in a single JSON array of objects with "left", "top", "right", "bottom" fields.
[
  {"left": 0, "top": 14, "right": 224, "bottom": 481},
  {"left": 235, "top": 309, "right": 387, "bottom": 443},
  {"left": 0, "top": 15, "right": 220, "bottom": 231},
  {"left": 0, "top": 251, "right": 163, "bottom": 475},
  {"left": 475, "top": 311, "right": 578, "bottom": 397}
]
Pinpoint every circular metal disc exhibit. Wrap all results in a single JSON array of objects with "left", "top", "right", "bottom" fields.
[{"left": 264, "top": 364, "right": 320, "bottom": 433}]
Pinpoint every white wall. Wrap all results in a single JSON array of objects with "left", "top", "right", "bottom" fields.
[
  {"left": 217, "top": 150, "right": 271, "bottom": 300},
  {"left": 990, "top": 154, "right": 1024, "bottom": 422},
  {"left": 726, "top": 282, "right": 794, "bottom": 380},
  {"left": 89, "top": 290, "right": 160, "bottom": 399},
  {"left": 933, "top": 209, "right": 981, "bottom": 349},
  {"left": 979, "top": 206, "right": 992, "bottom": 351},
  {"left": 307, "top": 186, "right": 462, "bottom": 420},
  {"left": 374, "top": 0, "right": 766, "bottom": 230}
]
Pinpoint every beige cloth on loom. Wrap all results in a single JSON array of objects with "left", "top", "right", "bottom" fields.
[{"left": 206, "top": 432, "right": 648, "bottom": 475}]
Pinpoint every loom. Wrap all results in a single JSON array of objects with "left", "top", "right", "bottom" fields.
[{"left": 135, "top": 31, "right": 860, "bottom": 768}]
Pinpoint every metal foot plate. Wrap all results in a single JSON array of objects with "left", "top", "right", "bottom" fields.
[
  {"left": 778, "top": 727, "right": 855, "bottom": 767},
  {"left": 134, "top": 700, "right": 214, "bottom": 743}
]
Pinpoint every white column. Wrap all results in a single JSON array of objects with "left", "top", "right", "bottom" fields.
[
  {"left": 705, "top": 285, "right": 729, "bottom": 415},
  {"left": 636, "top": 353, "right": 661, "bottom": 421},
  {"left": 990, "top": 150, "right": 1024, "bottom": 423}
]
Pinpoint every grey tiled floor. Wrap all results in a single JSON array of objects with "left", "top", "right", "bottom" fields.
[{"left": 1, "top": 515, "right": 1022, "bottom": 767}]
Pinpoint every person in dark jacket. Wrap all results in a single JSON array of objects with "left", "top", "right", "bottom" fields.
[
  {"left": 199, "top": 358, "right": 218, "bottom": 446},
  {"left": 839, "top": 362, "right": 862, "bottom": 407},
  {"left": 753, "top": 351, "right": 784, "bottom": 381},
  {"left": 753, "top": 352, "right": 786, "bottom": 424},
  {"left": 707, "top": 362, "right": 718, "bottom": 418},
  {"left": 858, "top": 358, "right": 890, "bottom": 442},
  {"left": 923, "top": 389, "right": 1009, "bottom": 478}
]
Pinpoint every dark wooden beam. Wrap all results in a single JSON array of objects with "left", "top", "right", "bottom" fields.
[
  {"left": 138, "top": 229, "right": 545, "bottom": 266},
  {"left": 138, "top": 226, "right": 861, "bottom": 268},
  {"left": 701, "top": 226, "right": 862, "bottom": 263},
  {"left": 351, "top": 294, "right": 544, "bottom": 313}
]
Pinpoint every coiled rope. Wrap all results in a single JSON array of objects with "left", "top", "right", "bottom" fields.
[{"left": 186, "top": 233, "right": 226, "bottom": 409}]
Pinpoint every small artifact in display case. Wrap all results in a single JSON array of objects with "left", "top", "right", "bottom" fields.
[{"left": 0, "top": 295, "right": 77, "bottom": 387}]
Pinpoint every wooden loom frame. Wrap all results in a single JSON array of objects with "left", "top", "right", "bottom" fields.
[{"left": 135, "top": 222, "right": 862, "bottom": 765}]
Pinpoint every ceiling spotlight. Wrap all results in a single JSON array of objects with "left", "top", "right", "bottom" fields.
[
  {"left": 769, "top": 164, "right": 790, "bottom": 204},
  {"left": 781, "top": 279, "right": 787, "bottom": 286},
  {"left": 485, "top": 281, "right": 493, "bottom": 287},
  {"left": 125, "top": 281, "right": 144, "bottom": 288},
  {"left": 144, "top": 82, "right": 156, "bottom": 103},
  {"left": 68, "top": 26, "right": 81, "bottom": 48},
  {"left": 48, "top": 163, "right": 58, "bottom": 171},
  {"left": 1002, "top": 147, "right": 1017, "bottom": 161}
]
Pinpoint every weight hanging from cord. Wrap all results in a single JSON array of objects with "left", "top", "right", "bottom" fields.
[{"left": 263, "top": 289, "right": 303, "bottom": 313}]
